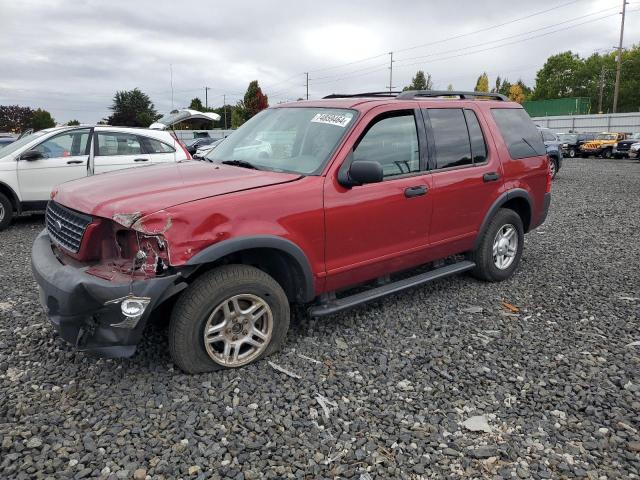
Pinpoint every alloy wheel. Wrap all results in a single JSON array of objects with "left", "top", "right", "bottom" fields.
[
  {"left": 203, "top": 293, "right": 273, "bottom": 367},
  {"left": 492, "top": 224, "right": 518, "bottom": 270}
]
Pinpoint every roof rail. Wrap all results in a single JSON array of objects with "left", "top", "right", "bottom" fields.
[
  {"left": 323, "top": 92, "right": 402, "bottom": 99},
  {"left": 396, "top": 90, "right": 508, "bottom": 101}
]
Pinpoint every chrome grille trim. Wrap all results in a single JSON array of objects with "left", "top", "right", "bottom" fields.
[{"left": 45, "top": 201, "right": 92, "bottom": 253}]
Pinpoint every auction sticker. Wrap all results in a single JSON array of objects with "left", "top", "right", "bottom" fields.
[{"left": 311, "top": 112, "right": 353, "bottom": 127}]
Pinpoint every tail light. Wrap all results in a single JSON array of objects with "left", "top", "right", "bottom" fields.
[
  {"left": 545, "top": 155, "right": 553, "bottom": 192},
  {"left": 171, "top": 132, "right": 192, "bottom": 160}
]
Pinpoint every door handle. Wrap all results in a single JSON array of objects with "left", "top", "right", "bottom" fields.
[
  {"left": 404, "top": 185, "right": 428, "bottom": 198},
  {"left": 134, "top": 158, "right": 149, "bottom": 162},
  {"left": 483, "top": 172, "right": 500, "bottom": 182},
  {"left": 66, "top": 160, "right": 84, "bottom": 164}
]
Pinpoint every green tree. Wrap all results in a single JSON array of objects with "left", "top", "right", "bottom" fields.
[
  {"left": 31, "top": 108, "right": 55, "bottom": 130},
  {"left": 106, "top": 88, "right": 160, "bottom": 127},
  {"left": 242, "top": 81, "right": 268, "bottom": 120},
  {"left": 475, "top": 73, "right": 489, "bottom": 92},
  {"left": 0, "top": 105, "right": 34, "bottom": 132},
  {"left": 211, "top": 104, "right": 235, "bottom": 129},
  {"left": 67, "top": 119, "right": 80, "bottom": 126},
  {"left": 498, "top": 78, "right": 512, "bottom": 96},
  {"left": 189, "top": 97, "right": 205, "bottom": 111},
  {"left": 447, "top": 84, "right": 454, "bottom": 91},
  {"left": 403, "top": 70, "right": 433, "bottom": 91},
  {"left": 531, "top": 51, "right": 584, "bottom": 100},
  {"left": 231, "top": 106, "right": 245, "bottom": 129}
]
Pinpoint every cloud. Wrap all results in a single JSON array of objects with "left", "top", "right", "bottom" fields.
[{"left": 0, "top": 0, "right": 636, "bottom": 123}]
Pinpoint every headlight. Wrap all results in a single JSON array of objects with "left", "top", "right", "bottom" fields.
[{"left": 562, "top": 143, "right": 568, "bottom": 148}]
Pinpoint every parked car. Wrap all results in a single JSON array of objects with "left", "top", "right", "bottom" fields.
[
  {"left": 184, "top": 137, "right": 216, "bottom": 155},
  {"left": 0, "top": 125, "right": 192, "bottom": 230},
  {"left": 0, "top": 136, "right": 16, "bottom": 150},
  {"left": 32, "top": 90, "right": 552, "bottom": 373},
  {"left": 538, "top": 127, "right": 563, "bottom": 179},
  {"left": 557, "top": 132, "right": 596, "bottom": 158},
  {"left": 580, "top": 132, "right": 626, "bottom": 158},
  {"left": 194, "top": 138, "right": 224, "bottom": 159},
  {"left": 629, "top": 142, "right": 640, "bottom": 159},
  {"left": 613, "top": 133, "right": 640, "bottom": 158}
]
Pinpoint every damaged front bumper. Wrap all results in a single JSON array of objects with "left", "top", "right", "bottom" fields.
[{"left": 31, "top": 229, "right": 182, "bottom": 358}]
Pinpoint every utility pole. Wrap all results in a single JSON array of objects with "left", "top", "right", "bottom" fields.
[
  {"left": 598, "top": 66, "right": 606, "bottom": 114},
  {"left": 612, "top": 0, "right": 627, "bottom": 113},
  {"left": 387, "top": 52, "right": 395, "bottom": 93},
  {"left": 223, "top": 94, "right": 227, "bottom": 130},
  {"left": 204, "top": 86, "right": 211, "bottom": 109},
  {"left": 305, "top": 73, "right": 309, "bottom": 100}
]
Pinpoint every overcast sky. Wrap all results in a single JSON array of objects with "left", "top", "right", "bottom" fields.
[{"left": 1, "top": 0, "right": 637, "bottom": 123}]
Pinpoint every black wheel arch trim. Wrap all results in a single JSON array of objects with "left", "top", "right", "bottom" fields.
[
  {"left": 474, "top": 189, "right": 533, "bottom": 249},
  {"left": 185, "top": 235, "right": 315, "bottom": 303},
  {"left": 0, "top": 181, "right": 21, "bottom": 213}
]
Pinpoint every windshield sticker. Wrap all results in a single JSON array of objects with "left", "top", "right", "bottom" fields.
[{"left": 311, "top": 112, "right": 352, "bottom": 128}]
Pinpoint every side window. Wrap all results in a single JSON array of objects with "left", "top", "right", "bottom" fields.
[
  {"left": 142, "top": 137, "right": 175, "bottom": 154},
  {"left": 429, "top": 109, "right": 472, "bottom": 169},
  {"left": 33, "top": 129, "right": 90, "bottom": 158},
  {"left": 353, "top": 112, "right": 420, "bottom": 178},
  {"left": 542, "top": 131, "right": 556, "bottom": 142},
  {"left": 97, "top": 132, "right": 143, "bottom": 156},
  {"left": 464, "top": 109, "right": 487, "bottom": 163},
  {"left": 491, "top": 108, "right": 546, "bottom": 159}
]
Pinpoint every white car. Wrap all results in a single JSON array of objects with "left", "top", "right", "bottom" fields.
[
  {"left": 630, "top": 142, "right": 640, "bottom": 159},
  {"left": 0, "top": 125, "right": 191, "bottom": 230},
  {"left": 194, "top": 138, "right": 224, "bottom": 159}
]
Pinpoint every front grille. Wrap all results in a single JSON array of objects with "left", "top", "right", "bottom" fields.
[{"left": 46, "top": 201, "right": 92, "bottom": 253}]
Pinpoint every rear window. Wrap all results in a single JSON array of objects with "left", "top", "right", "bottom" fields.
[
  {"left": 491, "top": 108, "right": 546, "bottom": 159},
  {"left": 142, "top": 137, "right": 175, "bottom": 154}
]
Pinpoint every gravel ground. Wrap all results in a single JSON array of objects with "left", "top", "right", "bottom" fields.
[{"left": 1, "top": 157, "right": 639, "bottom": 479}]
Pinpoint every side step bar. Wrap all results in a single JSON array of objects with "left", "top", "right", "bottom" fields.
[{"left": 308, "top": 260, "right": 476, "bottom": 317}]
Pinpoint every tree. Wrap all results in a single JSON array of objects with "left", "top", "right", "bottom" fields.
[
  {"left": 403, "top": 70, "right": 433, "bottom": 91},
  {"left": 508, "top": 84, "right": 525, "bottom": 103},
  {"left": 31, "top": 109, "right": 55, "bottom": 130},
  {"left": 498, "top": 78, "right": 512, "bottom": 97},
  {"left": 231, "top": 106, "right": 245, "bottom": 129},
  {"left": 243, "top": 80, "right": 268, "bottom": 120},
  {"left": 0, "top": 105, "right": 34, "bottom": 133},
  {"left": 106, "top": 88, "right": 160, "bottom": 127},
  {"left": 189, "top": 97, "right": 205, "bottom": 111},
  {"left": 447, "top": 84, "right": 454, "bottom": 91},
  {"left": 67, "top": 119, "right": 80, "bottom": 126},
  {"left": 493, "top": 76, "right": 502, "bottom": 93},
  {"left": 475, "top": 73, "right": 489, "bottom": 92},
  {"left": 211, "top": 104, "right": 235, "bottom": 129}
]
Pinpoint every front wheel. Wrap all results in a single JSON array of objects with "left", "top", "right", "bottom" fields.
[
  {"left": 602, "top": 149, "right": 612, "bottom": 159},
  {"left": 470, "top": 208, "right": 524, "bottom": 282},
  {"left": 0, "top": 193, "right": 13, "bottom": 231},
  {"left": 568, "top": 148, "right": 576, "bottom": 158},
  {"left": 549, "top": 157, "right": 558, "bottom": 179},
  {"left": 169, "top": 265, "right": 290, "bottom": 373}
]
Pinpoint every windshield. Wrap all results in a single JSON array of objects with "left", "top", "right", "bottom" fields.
[
  {"left": 0, "top": 130, "right": 49, "bottom": 157},
  {"left": 558, "top": 133, "right": 577, "bottom": 143},
  {"left": 208, "top": 107, "right": 356, "bottom": 174},
  {"left": 596, "top": 134, "right": 616, "bottom": 140}
]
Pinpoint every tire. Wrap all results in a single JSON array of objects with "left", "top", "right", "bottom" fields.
[
  {"left": 470, "top": 208, "right": 524, "bottom": 282},
  {"left": 568, "top": 148, "right": 576, "bottom": 158},
  {"left": 602, "top": 149, "right": 612, "bottom": 159},
  {"left": 169, "top": 264, "right": 290, "bottom": 373},
  {"left": 0, "top": 193, "right": 13, "bottom": 231}
]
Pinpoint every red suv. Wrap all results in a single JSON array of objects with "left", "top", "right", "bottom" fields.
[{"left": 32, "top": 91, "right": 552, "bottom": 373}]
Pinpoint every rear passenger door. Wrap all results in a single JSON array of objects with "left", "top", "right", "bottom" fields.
[
  {"left": 94, "top": 131, "right": 151, "bottom": 173},
  {"left": 425, "top": 107, "right": 503, "bottom": 252},
  {"left": 140, "top": 135, "right": 178, "bottom": 164}
]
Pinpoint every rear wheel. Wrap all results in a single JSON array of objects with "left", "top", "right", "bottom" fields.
[
  {"left": 549, "top": 157, "right": 558, "bottom": 179},
  {"left": 602, "top": 148, "right": 612, "bottom": 159},
  {"left": 0, "top": 193, "right": 13, "bottom": 231},
  {"left": 169, "top": 265, "right": 290, "bottom": 373},
  {"left": 568, "top": 148, "right": 576, "bottom": 158},
  {"left": 470, "top": 208, "right": 524, "bottom": 282}
]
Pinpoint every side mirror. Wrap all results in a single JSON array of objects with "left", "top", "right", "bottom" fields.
[
  {"left": 339, "top": 160, "right": 383, "bottom": 187},
  {"left": 20, "top": 149, "right": 44, "bottom": 161}
]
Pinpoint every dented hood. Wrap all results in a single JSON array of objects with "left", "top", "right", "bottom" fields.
[{"left": 52, "top": 161, "right": 300, "bottom": 224}]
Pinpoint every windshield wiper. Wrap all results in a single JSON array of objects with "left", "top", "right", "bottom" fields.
[{"left": 221, "top": 159, "right": 260, "bottom": 170}]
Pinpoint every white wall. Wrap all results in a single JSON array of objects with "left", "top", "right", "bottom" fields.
[{"left": 532, "top": 113, "right": 640, "bottom": 133}]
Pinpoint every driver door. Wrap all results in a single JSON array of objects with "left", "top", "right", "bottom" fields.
[{"left": 17, "top": 128, "right": 91, "bottom": 202}]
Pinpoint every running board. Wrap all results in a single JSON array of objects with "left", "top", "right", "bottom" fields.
[{"left": 309, "top": 260, "right": 476, "bottom": 317}]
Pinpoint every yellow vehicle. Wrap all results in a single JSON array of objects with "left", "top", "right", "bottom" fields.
[{"left": 580, "top": 132, "right": 627, "bottom": 158}]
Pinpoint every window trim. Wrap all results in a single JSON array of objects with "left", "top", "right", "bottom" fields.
[
  {"left": 344, "top": 108, "right": 426, "bottom": 182},
  {"left": 463, "top": 108, "right": 489, "bottom": 167}
]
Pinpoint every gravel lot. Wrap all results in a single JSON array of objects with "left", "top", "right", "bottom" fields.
[{"left": 1, "top": 157, "right": 639, "bottom": 479}]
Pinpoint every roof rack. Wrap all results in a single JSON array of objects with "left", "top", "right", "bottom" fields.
[
  {"left": 323, "top": 90, "right": 508, "bottom": 101},
  {"left": 323, "top": 92, "right": 402, "bottom": 99},
  {"left": 398, "top": 90, "right": 508, "bottom": 100}
]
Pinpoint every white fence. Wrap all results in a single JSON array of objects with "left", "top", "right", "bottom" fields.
[
  {"left": 173, "top": 129, "right": 234, "bottom": 141},
  {"left": 532, "top": 112, "right": 640, "bottom": 133}
]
